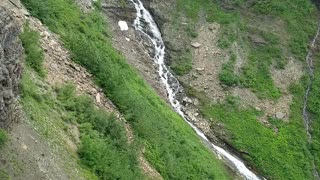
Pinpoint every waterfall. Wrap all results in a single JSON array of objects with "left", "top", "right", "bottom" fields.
[
  {"left": 129, "top": 0, "right": 261, "bottom": 179},
  {"left": 303, "top": 20, "right": 320, "bottom": 179}
]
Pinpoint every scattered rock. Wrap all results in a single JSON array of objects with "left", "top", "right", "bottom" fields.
[
  {"left": 96, "top": 93, "right": 101, "bottom": 103},
  {"left": 255, "top": 107, "right": 262, "bottom": 111},
  {"left": 196, "top": 67, "right": 205, "bottom": 72},
  {"left": 69, "top": 64, "right": 80, "bottom": 71},
  {"left": 191, "top": 42, "right": 202, "bottom": 48},
  {"left": 193, "top": 99, "right": 199, "bottom": 106},
  {"left": 275, "top": 112, "right": 285, "bottom": 119},
  {"left": 182, "top": 97, "right": 193, "bottom": 104},
  {"left": 118, "top": 21, "right": 129, "bottom": 31},
  {"left": 22, "top": 143, "right": 28, "bottom": 150}
]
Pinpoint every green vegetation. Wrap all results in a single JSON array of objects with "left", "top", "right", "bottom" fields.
[
  {"left": 308, "top": 53, "right": 320, "bottom": 173},
  {"left": 21, "top": 0, "right": 231, "bottom": 179},
  {"left": 56, "top": 84, "right": 143, "bottom": 179},
  {"left": 253, "top": 0, "right": 317, "bottom": 60},
  {"left": 240, "top": 30, "right": 282, "bottom": 99},
  {"left": 0, "top": 130, "right": 9, "bottom": 179},
  {"left": 0, "top": 170, "right": 9, "bottom": 180},
  {"left": 21, "top": 69, "right": 142, "bottom": 179},
  {"left": 175, "top": 0, "right": 317, "bottom": 100},
  {"left": 175, "top": 0, "right": 319, "bottom": 179},
  {"left": 0, "top": 129, "right": 8, "bottom": 148},
  {"left": 170, "top": 51, "right": 193, "bottom": 75},
  {"left": 176, "top": 0, "right": 239, "bottom": 24},
  {"left": 219, "top": 53, "right": 239, "bottom": 86},
  {"left": 202, "top": 89, "right": 313, "bottom": 179},
  {"left": 239, "top": 0, "right": 317, "bottom": 99},
  {"left": 19, "top": 22, "right": 141, "bottom": 179},
  {"left": 20, "top": 23, "right": 45, "bottom": 77},
  {"left": 20, "top": 52, "right": 98, "bottom": 179}
]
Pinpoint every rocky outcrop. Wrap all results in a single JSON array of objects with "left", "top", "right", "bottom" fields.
[{"left": 0, "top": 7, "right": 23, "bottom": 128}]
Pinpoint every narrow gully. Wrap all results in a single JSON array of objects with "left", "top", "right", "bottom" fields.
[
  {"left": 303, "top": 20, "right": 320, "bottom": 179},
  {"left": 129, "top": 0, "right": 261, "bottom": 179}
]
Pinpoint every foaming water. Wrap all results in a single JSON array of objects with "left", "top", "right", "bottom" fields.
[{"left": 129, "top": 0, "right": 261, "bottom": 179}]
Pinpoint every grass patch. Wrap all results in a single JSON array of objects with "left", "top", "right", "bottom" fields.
[
  {"left": 202, "top": 90, "right": 313, "bottom": 179},
  {"left": 253, "top": 0, "right": 317, "bottom": 60},
  {"left": 0, "top": 129, "right": 8, "bottom": 149},
  {"left": 21, "top": 66, "right": 99, "bottom": 179},
  {"left": 219, "top": 53, "right": 239, "bottom": 86},
  {"left": 307, "top": 52, "right": 320, "bottom": 173},
  {"left": 20, "top": 69, "right": 143, "bottom": 179},
  {"left": 170, "top": 51, "right": 193, "bottom": 75},
  {"left": 20, "top": 23, "right": 45, "bottom": 77},
  {"left": 21, "top": 0, "right": 231, "bottom": 179},
  {"left": 0, "top": 170, "right": 9, "bottom": 180},
  {"left": 56, "top": 84, "right": 143, "bottom": 179}
]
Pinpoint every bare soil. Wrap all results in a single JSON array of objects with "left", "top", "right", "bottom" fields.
[{"left": 180, "top": 23, "right": 228, "bottom": 103}]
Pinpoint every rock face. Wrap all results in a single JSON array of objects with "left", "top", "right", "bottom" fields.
[{"left": 0, "top": 7, "right": 23, "bottom": 128}]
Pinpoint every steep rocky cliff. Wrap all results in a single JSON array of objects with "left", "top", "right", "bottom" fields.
[{"left": 0, "top": 7, "right": 23, "bottom": 128}]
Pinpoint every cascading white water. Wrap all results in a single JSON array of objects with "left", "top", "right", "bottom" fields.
[
  {"left": 129, "top": 0, "right": 261, "bottom": 179},
  {"left": 302, "top": 21, "right": 320, "bottom": 179},
  {"left": 303, "top": 21, "right": 320, "bottom": 142}
]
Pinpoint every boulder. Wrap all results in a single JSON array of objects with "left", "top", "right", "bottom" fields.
[
  {"left": 191, "top": 42, "right": 202, "bottom": 48},
  {"left": 182, "top": 97, "right": 193, "bottom": 104},
  {"left": 96, "top": 93, "right": 101, "bottom": 103},
  {"left": 196, "top": 67, "right": 205, "bottom": 72},
  {"left": 275, "top": 112, "right": 285, "bottom": 119},
  {"left": 118, "top": 21, "right": 129, "bottom": 31}
]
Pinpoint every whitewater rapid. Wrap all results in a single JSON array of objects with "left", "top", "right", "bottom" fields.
[{"left": 129, "top": 0, "right": 261, "bottom": 179}]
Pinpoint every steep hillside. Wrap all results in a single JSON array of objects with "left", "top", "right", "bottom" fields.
[
  {"left": 141, "top": 0, "right": 320, "bottom": 179},
  {"left": 1, "top": 0, "right": 320, "bottom": 179},
  {"left": 1, "top": 0, "right": 235, "bottom": 179}
]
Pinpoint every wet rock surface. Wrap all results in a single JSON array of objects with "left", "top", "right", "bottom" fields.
[{"left": 0, "top": 6, "right": 23, "bottom": 128}]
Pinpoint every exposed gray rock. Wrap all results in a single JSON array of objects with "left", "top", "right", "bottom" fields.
[
  {"left": 182, "top": 97, "right": 193, "bottom": 104},
  {"left": 196, "top": 67, "right": 205, "bottom": 72},
  {"left": 275, "top": 112, "right": 285, "bottom": 119},
  {"left": 0, "top": 7, "right": 23, "bottom": 128},
  {"left": 191, "top": 42, "right": 202, "bottom": 48}
]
